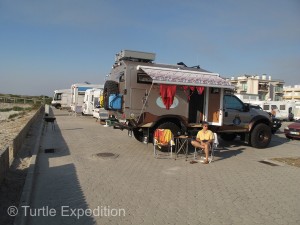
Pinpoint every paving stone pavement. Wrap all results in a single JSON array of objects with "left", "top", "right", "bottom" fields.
[{"left": 26, "top": 109, "right": 300, "bottom": 225}]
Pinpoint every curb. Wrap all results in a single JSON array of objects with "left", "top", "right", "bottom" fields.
[{"left": 13, "top": 113, "right": 44, "bottom": 225}]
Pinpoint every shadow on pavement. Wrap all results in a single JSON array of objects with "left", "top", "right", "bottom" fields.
[{"left": 27, "top": 108, "right": 96, "bottom": 225}]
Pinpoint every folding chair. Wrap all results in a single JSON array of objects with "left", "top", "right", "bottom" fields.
[
  {"left": 193, "top": 133, "right": 219, "bottom": 163},
  {"left": 153, "top": 129, "right": 175, "bottom": 158}
]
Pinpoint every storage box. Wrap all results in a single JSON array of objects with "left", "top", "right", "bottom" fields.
[
  {"left": 109, "top": 94, "right": 122, "bottom": 110},
  {"left": 115, "top": 50, "right": 156, "bottom": 62}
]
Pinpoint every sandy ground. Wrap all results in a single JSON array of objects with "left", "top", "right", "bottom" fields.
[
  {"left": 0, "top": 103, "right": 36, "bottom": 151},
  {"left": 0, "top": 103, "right": 42, "bottom": 225}
]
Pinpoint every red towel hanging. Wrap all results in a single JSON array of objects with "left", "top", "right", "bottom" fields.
[
  {"left": 196, "top": 86, "right": 205, "bottom": 95},
  {"left": 160, "top": 84, "right": 177, "bottom": 110}
]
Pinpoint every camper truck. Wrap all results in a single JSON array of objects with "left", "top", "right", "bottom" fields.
[
  {"left": 103, "top": 50, "right": 273, "bottom": 148},
  {"left": 82, "top": 87, "right": 109, "bottom": 120},
  {"left": 51, "top": 89, "right": 71, "bottom": 109},
  {"left": 70, "top": 83, "right": 104, "bottom": 114}
]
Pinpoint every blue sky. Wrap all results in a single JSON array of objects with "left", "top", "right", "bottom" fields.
[{"left": 0, "top": 0, "right": 299, "bottom": 97}]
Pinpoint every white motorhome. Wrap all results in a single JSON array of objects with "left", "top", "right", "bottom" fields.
[
  {"left": 51, "top": 89, "right": 71, "bottom": 109},
  {"left": 70, "top": 83, "right": 104, "bottom": 113},
  {"left": 82, "top": 87, "right": 109, "bottom": 120},
  {"left": 92, "top": 89, "right": 109, "bottom": 120},
  {"left": 103, "top": 50, "right": 273, "bottom": 148},
  {"left": 249, "top": 100, "right": 295, "bottom": 121},
  {"left": 293, "top": 101, "right": 300, "bottom": 120}
]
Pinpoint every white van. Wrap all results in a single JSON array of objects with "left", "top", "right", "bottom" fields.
[{"left": 51, "top": 89, "right": 71, "bottom": 109}]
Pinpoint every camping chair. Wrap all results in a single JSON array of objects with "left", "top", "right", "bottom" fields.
[
  {"left": 153, "top": 129, "right": 175, "bottom": 158},
  {"left": 193, "top": 133, "right": 219, "bottom": 163}
]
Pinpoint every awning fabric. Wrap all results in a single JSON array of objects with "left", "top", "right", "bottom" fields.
[{"left": 138, "top": 65, "right": 234, "bottom": 89}]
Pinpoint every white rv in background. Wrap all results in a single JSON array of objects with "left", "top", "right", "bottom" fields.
[
  {"left": 82, "top": 87, "right": 108, "bottom": 119},
  {"left": 70, "top": 83, "right": 104, "bottom": 113},
  {"left": 291, "top": 101, "right": 300, "bottom": 120},
  {"left": 51, "top": 89, "right": 71, "bottom": 109},
  {"left": 249, "top": 100, "right": 295, "bottom": 121},
  {"left": 81, "top": 88, "right": 109, "bottom": 120}
]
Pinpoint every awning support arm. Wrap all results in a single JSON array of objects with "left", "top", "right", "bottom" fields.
[{"left": 137, "top": 82, "right": 154, "bottom": 123}]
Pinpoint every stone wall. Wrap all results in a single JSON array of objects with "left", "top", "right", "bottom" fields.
[{"left": 0, "top": 106, "right": 43, "bottom": 185}]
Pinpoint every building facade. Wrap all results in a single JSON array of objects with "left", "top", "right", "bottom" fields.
[
  {"left": 283, "top": 85, "right": 300, "bottom": 101},
  {"left": 229, "top": 74, "right": 284, "bottom": 101}
]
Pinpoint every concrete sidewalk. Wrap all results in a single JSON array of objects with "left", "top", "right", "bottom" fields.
[{"left": 23, "top": 109, "right": 300, "bottom": 225}]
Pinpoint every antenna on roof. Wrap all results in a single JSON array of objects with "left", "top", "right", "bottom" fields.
[{"left": 84, "top": 81, "right": 91, "bottom": 84}]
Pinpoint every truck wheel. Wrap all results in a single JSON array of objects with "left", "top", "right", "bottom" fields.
[
  {"left": 220, "top": 133, "right": 237, "bottom": 141},
  {"left": 55, "top": 104, "right": 61, "bottom": 109},
  {"left": 133, "top": 129, "right": 144, "bottom": 142},
  {"left": 157, "top": 122, "right": 181, "bottom": 137},
  {"left": 103, "top": 80, "right": 119, "bottom": 110},
  {"left": 250, "top": 124, "right": 272, "bottom": 148}
]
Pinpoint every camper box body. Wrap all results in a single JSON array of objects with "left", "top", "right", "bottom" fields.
[
  {"left": 51, "top": 89, "right": 71, "bottom": 109},
  {"left": 106, "top": 50, "right": 232, "bottom": 128},
  {"left": 104, "top": 50, "right": 272, "bottom": 148},
  {"left": 70, "top": 83, "right": 103, "bottom": 113}
]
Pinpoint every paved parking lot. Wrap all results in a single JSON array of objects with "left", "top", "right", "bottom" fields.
[{"left": 27, "top": 109, "right": 300, "bottom": 225}]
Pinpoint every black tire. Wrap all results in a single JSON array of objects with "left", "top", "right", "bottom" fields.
[
  {"left": 157, "top": 122, "right": 181, "bottom": 137},
  {"left": 133, "top": 128, "right": 144, "bottom": 142},
  {"left": 220, "top": 133, "right": 237, "bottom": 141},
  {"left": 250, "top": 123, "right": 272, "bottom": 148},
  {"left": 103, "top": 80, "right": 119, "bottom": 110},
  {"left": 55, "top": 104, "right": 61, "bottom": 109}
]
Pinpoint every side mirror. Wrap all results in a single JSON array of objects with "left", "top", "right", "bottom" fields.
[{"left": 244, "top": 103, "right": 250, "bottom": 112}]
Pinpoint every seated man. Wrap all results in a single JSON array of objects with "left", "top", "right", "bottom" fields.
[{"left": 191, "top": 122, "right": 214, "bottom": 164}]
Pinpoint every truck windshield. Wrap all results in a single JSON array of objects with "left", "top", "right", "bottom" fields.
[{"left": 54, "top": 93, "right": 62, "bottom": 100}]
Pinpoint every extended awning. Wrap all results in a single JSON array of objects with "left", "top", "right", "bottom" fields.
[{"left": 137, "top": 65, "right": 234, "bottom": 89}]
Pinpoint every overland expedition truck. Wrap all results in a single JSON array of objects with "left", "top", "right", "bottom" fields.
[
  {"left": 51, "top": 89, "right": 71, "bottom": 109},
  {"left": 103, "top": 50, "right": 273, "bottom": 148},
  {"left": 70, "top": 83, "right": 103, "bottom": 114}
]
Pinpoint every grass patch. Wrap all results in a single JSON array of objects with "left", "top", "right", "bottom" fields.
[
  {"left": 8, "top": 111, "right": 26, "bottom": 119},
  {"left": 0, "top": 106, "right": 32, "bottom": 112}
]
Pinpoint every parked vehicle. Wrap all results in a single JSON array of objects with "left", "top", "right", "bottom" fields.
[
  {"left": 249, "top": 100, "right": 295, "bottom": 121},
  {"left": 293, "top": 101, "right": 300, "bottom": 121},
  {"left": 51, "top": 89, "right": 71, "bottom": 109},
  {"left": 284, "top": 120, "right": 300, "bottom": 139},
  {"left": 82, "top": 88, "right": 109, "bottom": 120},
  {"left": 103, "top": 50, "right": 273, "bottom": 148},
  {"left": 249, "top": 104, "right": 281, "bottom": 134},
  {"left": 70, "top": 83, "right": 103, "bottom": 114}
]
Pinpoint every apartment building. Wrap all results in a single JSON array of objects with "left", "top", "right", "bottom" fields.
[
  {"left": 229, "top": 74, "right": 284, "bottom": 101},
  {"left": 283, "top": 85, "right": 300, "bottom": 101}
]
